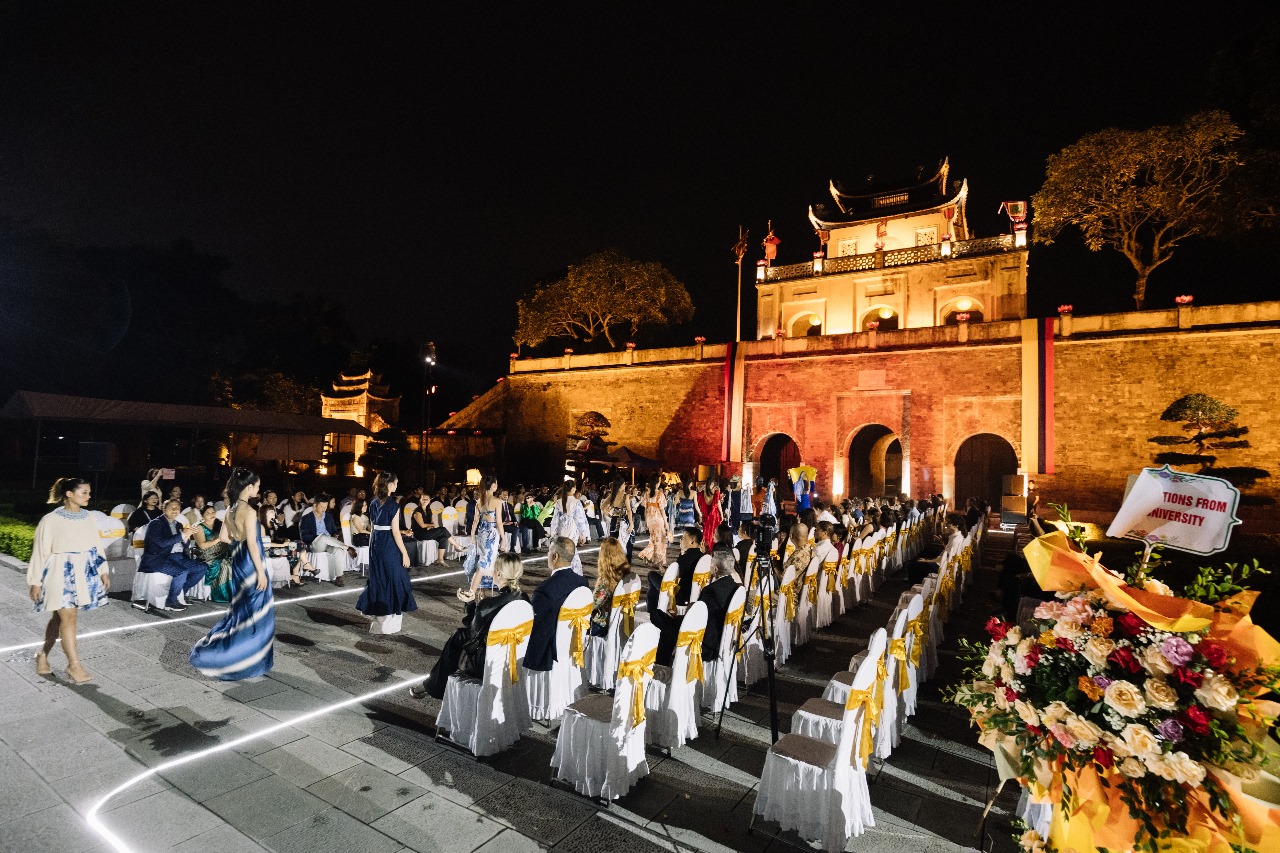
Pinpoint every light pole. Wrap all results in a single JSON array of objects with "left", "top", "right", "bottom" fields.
[{"left": 420, "top": 341, "right": 436, "bottom": 488}]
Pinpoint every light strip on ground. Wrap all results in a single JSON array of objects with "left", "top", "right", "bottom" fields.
[
  {"left": 0, "top": 538, "right": 639, "bottom": 654},
  {"left": 85, "top": 673, "right": 426, "bottom": 853}
]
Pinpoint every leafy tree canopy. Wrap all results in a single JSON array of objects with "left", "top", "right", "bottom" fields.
[
  {"left": 358, "top": 427, "right": 413, "bottom": 475},
  {"left": 1032, "top": 111, "right": 1244, "bottom": 308},
  {"left": 514, "top": 249, "right": 694, "bottom": 351},
  {"left": 1149, "top": 393, "right": 1270, "bottom": 496}
]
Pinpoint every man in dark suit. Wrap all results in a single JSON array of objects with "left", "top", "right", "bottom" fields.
[
  {"left": 525, "top": 536, "right": 590, "bottom": 672},
  {"left": 673, "top": 527, "right": 703, "bottom": 606},
  {"left": 698, "top": 551, "right": 743, "bottom": 662},
  {"left": 137, "top": 499, "right": 206, "bottom": 612},
  {"left": 300, "top": 493, "right": 353, "bottom": 586},
  {"left": 733, "top": 523, "right": 753, "bottom": 579}
]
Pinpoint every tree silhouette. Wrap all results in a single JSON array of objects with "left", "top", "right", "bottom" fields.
[{"left": 1149, "top": 393, "right": 1271, "bottom": 501}]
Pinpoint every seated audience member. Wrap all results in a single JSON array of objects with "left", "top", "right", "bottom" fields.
[
  {"left": 524, "top": 537, "right": 591, "bottom": 673},
  {"left": 410, "top": 498, "right": 450, "bottom": 565},
  {"left": 499, "top": 489, "right": 520, "bottom": 552},
  {"left": 673, "top": 527, "right": 704, "bottom": 607},
  {"left": 698, "top": 550, "right": 743, "bottom": 661},
  {"left": 182, "top": 494, "right": 207, "bottom": 527},
  {"left": 733, "top": 523, "right": 753, "bottom": 578},
  {"left": 128, "top": 491, "right": 163, "bottom": 534},
  {"left": 518, "top": 493, "right": 547, "bottom": 551},
  {"left": 280, "top": 490, "right": 309, "bottom": 538},
  {"left": 137, "top": 499, "right": 206, "bottom": 612},
  {"left": 711, "top": 522, "right": 734, "bottom": 555},
  {"left": 259, "top": 504, "right": 309, "bottom": 587},
  {"left": 193, "top": 503, "right": 233, "bottom": 602},
  {"left": 349, "top": 498, "right": 371, "bottom": 547},
  {"left": 413, "top": 552, "right": 529, "bottom": 699},
  {"left": 300, "top": 492, "right": 355, "bottom": 586},
  {"left": 588, "top": 537, "right": 635, "bottom": 637}
]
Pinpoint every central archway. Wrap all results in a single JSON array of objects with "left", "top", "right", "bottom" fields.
[
  {"left": 759, "top": 433, "right": 801, "bottom": 488},
  {"left": 848, "top": 425, "right": 901, "bottom": 498},
  {"left": 954, "top": 433, "right": 1019, "bottom": 508}
]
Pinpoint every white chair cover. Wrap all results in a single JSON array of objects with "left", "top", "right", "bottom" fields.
[
  {"left": 794, "top": 557, "right": 820, "bottom": 647},
  {"left": 524, "top": 586, "right": 592, "bottom": 722},
  {"left": 738, "top": 559, "right": 773, "bottom": 688},
  {"left": 437, "top": 599, "right": 533, "bottom": 757},
  {"left": 440, "top": 505, "right": 459, "bottom": 533},
  {"left": 755, "top": 638, "right": 883, "bottom": 852},
  {"left": 849, "top": 536, "right": 872, "bottom": 604},
  {"left": 552, "top": 623, "right": 658, "bottom": 800},
  {"left": 687, "top": 553, "right": 713, "bottom": 604},
  {"left": 702, "top": 586, "right": 747, "bottom": 714},
  {"left": 111, "top": 503, "right": 135, "bottom": 520},
  {"left": 131, "top": 572, "right": 188, "bottom": 610},
  {"left": 585, "top": 574, "right": 641, "bottom": 690},
  {"left": 900, "top": 593, "right": 924, "bottom": 716},
  {"left": 340, "top": 505, "right": 353, "bottom": 546},
  {"left": 875, "top": 609, "right": 911, "bottom": 759},
  {"left": 401, "top": 502, "right": 418, "bottom": 534},
  {"left": 309, "top": 551, "right": 339, "bottom": 582},
  {"left": 799, "top": 630, "right": 887, "bottom": 743},
  {"left": 772, "top": 564, "right": 796, "bottom": 666},
  {"left": 813, "top": 542, "right": 838, "bottom": 630},
  {"left": 644, "top": 601, "right": 706, "bottom": 750},
  {"left": 654, "top": 562, "right": 680, "bottom": 616},
  {"left": 417, "top": 539, "right": 439, "bottom": 566}
]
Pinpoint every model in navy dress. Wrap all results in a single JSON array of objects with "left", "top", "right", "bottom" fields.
[{"left": 357, "top": 472, "right": 416, "bottom": 620}]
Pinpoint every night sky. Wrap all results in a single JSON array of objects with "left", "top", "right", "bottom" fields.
[{"left": 1, "top": 5, "right": 1277, "bottom": 406}]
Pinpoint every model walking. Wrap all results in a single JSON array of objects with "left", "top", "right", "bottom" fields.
[
  {"left": 356, "top": 471, "right": 416, "bottom": 632},
  {"left": 635, "top": 477, "right": 669, "bottom": 565},
  {"left": 190, "top": 467, "right": 275, "bottom": 681},
  {"left": 29, "top": 477, "right": 111, "bottom": 684}
]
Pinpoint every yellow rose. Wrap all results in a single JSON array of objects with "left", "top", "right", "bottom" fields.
[
  {"left": 1143, "top": 678, "right": 1179, "bottom": 712},
  {"left": 1118, "top": 756, "right": 1146, "bottom": 778},
  {"left": 1164, "top": 751, "right": 1206, "bottom": 787},
  {"left": 1052, "top": 619, "right": 1084, "bottom": 641},
  {"left": 1081, "top": 637, "right": 1116, "bottom": 669},
  {"left": 1139, "top": 644, "right": 1174, "bottom": 676},
  {"left": 1015, "top": 701, "right": 1041, "bottom": 727},
  {"left": 1104, "top": 681, "right": 1147, "bottom": 718},
  {"left": 1194, "top": 674, "right": 1239, "bottom": 712},
  {"left": 1041, "top": 701, "right": 1071, "bottom": 726},
  {"left": 1119, "top": 723, "right": 1160, "bottom": 758},
  {"left": 1063, "top": 715, "right": 1104, "bottom": 749}
]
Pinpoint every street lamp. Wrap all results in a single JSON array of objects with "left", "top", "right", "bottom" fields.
[{"left": 420, "top": 341, "right": 437, "bottom": 488}]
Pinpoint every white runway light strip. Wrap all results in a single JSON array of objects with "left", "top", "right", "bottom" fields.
[
  {"left": 85, "top": 674, "right": 427, "bottom": 853},
  {"left": 0, "top": 539, "right": 630, "bottom": 654}
]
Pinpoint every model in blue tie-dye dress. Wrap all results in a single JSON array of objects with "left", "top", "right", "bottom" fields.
[{"left": 189, "top": 512, "right": 275, "bottom": 681}]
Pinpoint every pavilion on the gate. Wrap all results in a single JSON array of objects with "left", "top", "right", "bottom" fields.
[
  {"left": 320, "top": 371, "right": 400, "bottom": 477},
  {"left": 755, "top": 157, "right": 1030, "bottom": 338}
]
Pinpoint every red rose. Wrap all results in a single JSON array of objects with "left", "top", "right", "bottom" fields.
[
  {"left": 1199, "top": 641, "right": 1228, "bottom": 670},
  {"left": 1005, "top": 687, "right": 1018, "bottom": 703},
  {"left": 1093, "top": 746, "right": 1115, "bottom": 769},
  {"left": 1024, "top": 646, "right": 1042, "bottom": 669},
  {"left": 1172, "top": 666, "right": 1204, "bottom": 689},
  {"left": 1107, "top": 647, "right": 1142, "bottom": 674},
  {"left": 1027, "top": 725, "right": 1044, "bottom": 737},
  {"left": 1056, "top": 637, "right": 1077, "bottom": 651},
  {"left": 1180, "top": 704, "right": 1211, "bottom": 736},
  {"left": 1115, "top": 613, "right": 1146, "bottom": 638},
  {"left": 986, "top": 617, "right": 1010, "bottom": 642}
]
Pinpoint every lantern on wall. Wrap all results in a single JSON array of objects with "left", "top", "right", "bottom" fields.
[
  {"left": 812, "top": 251, "right": 824, "bottom": 274},
  {"left": 756, "top": 259, "right": 767, "bottom": 282}
]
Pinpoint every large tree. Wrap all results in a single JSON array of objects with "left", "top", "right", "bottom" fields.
[
  {"left": 1032, "top": 111, "right": 1244, "bottom": 308},
  {"left": 1148, "top": 393, "right": 1271, "bottom": 500},
  {"left": 514, "top": 249, "right": 694, "bottom": 350}
]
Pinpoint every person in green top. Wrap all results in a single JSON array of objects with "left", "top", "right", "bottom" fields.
[{"left": 518, "top": 493, "right": 547, "bottom": 551}]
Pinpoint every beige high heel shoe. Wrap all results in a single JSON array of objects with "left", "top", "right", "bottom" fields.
[
  {"left": 64, "top": 660, "right": 93, "bottom": 685},
  {"left": 34, "top": 652, "right": 53, "bottom": 676}
]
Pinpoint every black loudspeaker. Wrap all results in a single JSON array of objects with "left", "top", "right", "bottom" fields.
[
  {"left": 1001, "top": 495, "right": 1028, "bottom": 527},
  {"left": 79, "top": 442, "right": 117, "bottom": 472}
]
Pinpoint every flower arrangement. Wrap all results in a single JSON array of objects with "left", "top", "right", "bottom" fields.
[
  {"left": 1175, "top": 294, "right": 1195, "bottom": 305},
  {"left": 867, "top": 320, "right": 880, "bottom": 330},
  {"left": 950, "top": 525, "right": 1278, "bottom": 853},
  {"left": 1058, "top": 304, "right": 1074, "bottom": 315},
  {"left": 694, "top": 336, "right": 707, "bottom": 344},
  {"left": 955, "top": 312, "right": 971, "bottom": 322}
]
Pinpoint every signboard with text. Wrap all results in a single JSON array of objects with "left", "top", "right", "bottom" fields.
[{"left": 1106, "top": 466, "right": 1242, "bottom": 556}]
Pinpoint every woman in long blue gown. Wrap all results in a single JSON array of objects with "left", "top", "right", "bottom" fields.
[
  {"left": 190, "top": 468, "right": 275, "bottom": 681},
  {"left": 356, "top": 472, "right": 416, "bottom": 626}
]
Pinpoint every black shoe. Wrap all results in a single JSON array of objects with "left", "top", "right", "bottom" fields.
[
  {"left": 334, "top": 575, "right": 346, "bottom": 587},
  {"left": 164, "top": 603, "right": 188, "bottom": 612}
]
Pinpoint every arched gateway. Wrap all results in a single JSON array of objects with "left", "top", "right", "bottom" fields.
[
  {"left": 758, "top": 433, "right": 801, "bottom": 488},
  {"left": 848, "top": 425, "right": 902, "bottom": 498},
  {"left": 954, "top": 433, "right": 1018, "bottom": 508}
]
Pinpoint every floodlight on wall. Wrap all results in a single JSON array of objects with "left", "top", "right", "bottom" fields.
[
  {"left": 956, "top": 298, "right": 973, "bottom": 311},
  {"left": 808, "top": 314, "right": 821, "bottom": 327},
  {"left": 812, "top": 251, "right": 824, "bottom": 274},
  {"left": 756, "top": 259, "right": 767, "bottom": 282},
  {"left": 878, "top": 307, "right": 894, "bottom": 320},
  {"left": 466, "top": 468, "right": 482, "bottom": 486},
  {"left": 940, "top": 236, "right": 952, "bottom": 258}
]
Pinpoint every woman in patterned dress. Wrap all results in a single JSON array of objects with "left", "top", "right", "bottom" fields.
[
  {"left": 546, "top": 480, "right": 589, "bottom": 574},
  {"left": 460, "top": 475, "right": 502, "bottom": 597},
  {"left": 190, "top": 467, "right": 275, "bottom": 681},
  {"left": 193, "top": 504, "right": 234, "bottom": 602},
  {"left": 29, "top": 477, "right": 110, "bottom": 684},
  {"left": 635, "top": 477, "right": 669, "bottom": 566}
]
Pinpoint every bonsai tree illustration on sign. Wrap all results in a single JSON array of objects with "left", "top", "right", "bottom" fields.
[
  {"left": 1148, "top": 393, "right": 1271, "bottom": 503},
  {"left": 565, "top": 411, "right": 615, "bottom": 479}
]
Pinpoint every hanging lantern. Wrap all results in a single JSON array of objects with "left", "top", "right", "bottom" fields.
[{"left": 812, "top": 251, "right": 824, "bottom": 274}]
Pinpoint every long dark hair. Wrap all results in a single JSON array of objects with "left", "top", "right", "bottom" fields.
[
  {"left": 646, "top": 476, "right": 661, "bottom": 499},
  {"left": 224, "top": 466, "right": 260, "bottom": 505},
  {"left": 47, "top": 477, "right": 89, "bottom": 505},
  {"left": 558, "top": 480, "right": 576, "bottom": 514},
  {"left": 480, "top": 475, "right": 498, "bottom": 508},
  {"left": 373, "top": 471, "right": 397, "bottom": 500}
]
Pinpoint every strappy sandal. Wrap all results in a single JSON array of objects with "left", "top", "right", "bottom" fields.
[
  {"left": 34, "top": 652, "right": 53, "bottom": 676},
  {"left": 65, "top": 660, "right": 93, "bottom": 685}
]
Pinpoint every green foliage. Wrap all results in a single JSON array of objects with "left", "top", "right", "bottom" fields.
[
  {"left": 1032, "top": 111, "right": 1244, "bottom": 307},
  {"left": 1048, "top": 501, "right": 1090, "bottom": 553},
  {"left": 1182, "top": 559, "right": 1269, "bottom": 606},
  {"left": 0, "top": 515, "right": 36, "bottom": 562},
  {"left": 357, "top": 428, "right": 412, "bottom": 475},
  {"left": 514, "top": 249, "right": 695, "bottom": 350},
  {"left": 209, "top": 369, "right": 321, "bottom": 415}
]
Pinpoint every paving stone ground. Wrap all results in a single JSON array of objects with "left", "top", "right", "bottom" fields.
[{"left": 0, "top": 531, "right": 1024, "bottom": 852}]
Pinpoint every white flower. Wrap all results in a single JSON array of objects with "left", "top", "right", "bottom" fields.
[
  {"left": 1041, "top": 701, "right": 1071, "bottom": 726},
  {"left": 1081, "top": 637, "right": 1116, "bottom": 669},
  {"left": 1143, "top": 678, "right": 1179, "bottom": 712},
  {"left": 1014, "top": 701, "right": 1041, "bottom": 727},
  {"left": 1013, "top": 638, "right": 1038, "bottom": 675},
  {"left": 1000, "top": 663, "right": 1017, "bottom": 687},
  {"left": 1053, "top": 619, "right": 1085, "bottom": 641},
  {"left": 1139, "top": 644, "right": 1175, "bottom": 676},
  {"left": 1164, "top": 751, "right": 1207, "bottom": 787},
  {"left": 1194, "top": 674, "right": 1239, "bottom": 712},
  {"left": 1003, "top": 626, "right": 1023, "bottom": 646},
  {"left": 1019, "top": 829, "right": 1047, "bottom": 853},
  {"left": 1118, "top": 723, "right": 1160, "bottom": 758},
  {"left": 1062, "top": 714, "right": 1104, "bottom": 749},
  {"left": 981, "top": 656, "right": 999, "bottom": 678},
  {"left": 1119, "top": 756, "right": 1147, "bottom": 778},
  {"left": 1103, "top": 681, "right": 1147, "bottom": 718},
  {"left": 1143, "top": 577, "right": 1174, "bottom": 596},
  {"left": 1144, "top": 752, "right": 1178, "bottom": 781}
]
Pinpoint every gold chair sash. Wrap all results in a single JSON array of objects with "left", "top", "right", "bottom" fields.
[
  {"left": 723, "top": 606, "right": 744, "bottom": 659},
  {"left": 617, "top": 646, "right": 657, "bottom": 729},
  {"left": 889, "top": 638, "right": 911, "bottom": 692},
  {"left": 907, "top": 616, "right": 925, "bottom": 667},
  {"left": 559, "top": 603, "right": 593, "bottom": 668},
  {"left": 779, "top": 579, "right": 798, "bottom": 623},
  {"left": 487, "top": 619, "right": 534, "bottom": 685},
  {"left": 837, "top": 558, "right": 850, "bottom": 588},
  {"left": 658, "top": 579, "right": 679, "bottom": 616},
  {"left": 822, "top": 560, "right": 839, "bottom": 594},
  {"left": 677, "top": 628, "right": 705, "bottom": 683},
  {"left": 871, "top": 656, "right": 887, "bottom": 727},
  {"left": 613, "top": 589, "right": 641, "bottom": 637},
  {"left": 806, "top": 572, "right": 818, "bottom": 605},
  {"left": 845, "top": 687, "right": 875, "bottom": 769}
]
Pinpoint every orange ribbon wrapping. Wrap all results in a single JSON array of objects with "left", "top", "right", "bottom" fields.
[
  {"left": 658, "top": 579, "right": 679, "bottom": 616},
  {"left": 558, "top": 603, "right": 592, "bottom": 668},
  {"left": 486, "top": 619, "right": 534, "bottom": 685},
  {"left": 888, "top": 637, "right": 911, "bottom": 692},
  {"left": 779, "top": 578, "right": 798, "bottom": 623},
  {"left": 823, "top": 560, "right": 839, "bottom": 594},
  {"left": 907, "top": 616, "right": 925, "bottom": 667},
  {"left": 724, "top": 606, "right": 744, "bottom": 660}
]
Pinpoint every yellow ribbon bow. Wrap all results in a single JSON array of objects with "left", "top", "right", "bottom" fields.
[
  {"left": 837, "top": 558, "right": 849, "bottom": 588},
  {"left": 487, "top": 619, "right": 534, "bottom": 685},
  {"left": 658, "top": 578, "right": 679, "bottom": 615},
  {"left": 823, "top": 560, "right": 839, "bottom": 593},
  {"left": 613, "top": 589, "right": 641, "bottom": 637},
  {"left": 692, "top": 570, "right": 711, "bottom": 594},
  {"left": 559, "top": 602, "right": 592, "bottom": 668},
  {"left": 870, "top": 655, "right": 887, "bottom": 727},
  {"left": 617, "top": 646, "right": 657, "bottom": 729},
  {"left": 780, "top": 578, "right": 798, "bottom": 623},
  {"left": 723, "top": 606, "right": 744, "bottom": 659},
  {"left": 907, "top": 616, "right": 925, "bottom": 667},
  {"left": 845, "top": 687, "right": 876, "bottom": 769},
  {"left": 806, "top": 572, "right": 819, "bottom": 605},
  {"left": 889, "top": 637, "right": 911, "bottom": 692},
  {"left": 677, "top": 628, "right": 705, "bottom": 682}
]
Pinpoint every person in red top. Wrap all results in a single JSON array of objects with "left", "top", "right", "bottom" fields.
[{"left": 696, "top": 479, "right": 722, "bottom": 548}]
